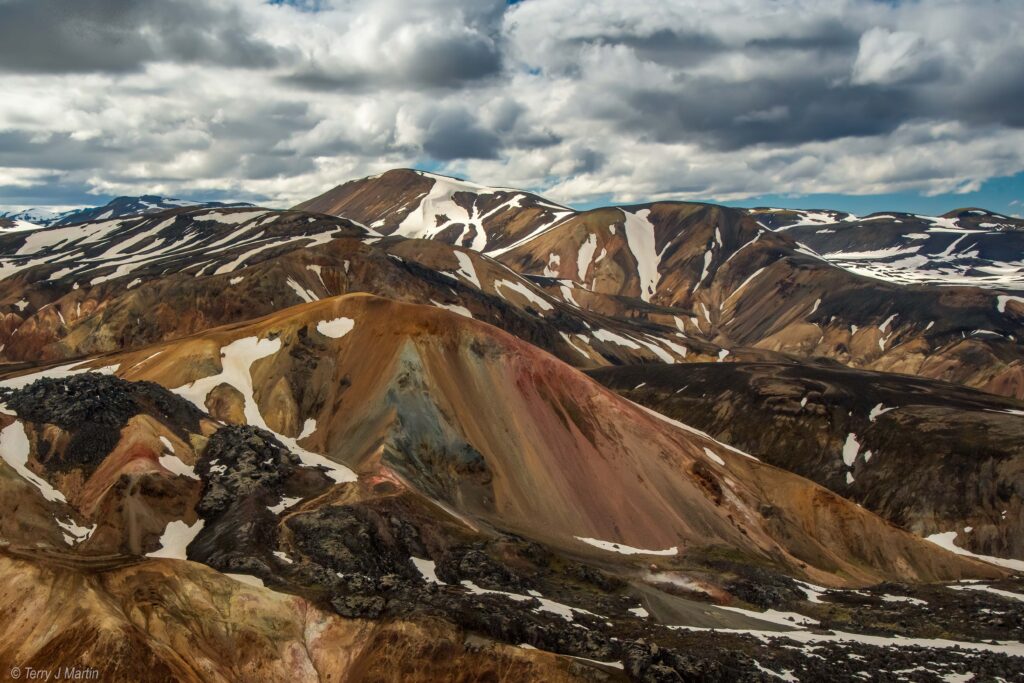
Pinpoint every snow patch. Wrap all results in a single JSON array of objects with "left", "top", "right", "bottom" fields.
[
  {"left": 924, "top": 532, "right": 1024, "bottom": 571},
  {"left": 298, "top": 418, "right": 317, "bottom": 440},
  {"left": 494, "top": 279, "right": 554, "bottom": 311},
  {"left": 316, "top": 316, "right": 355, "bottom": 338},
  {"left": 869, "top": 403, "right": 895, "bottom": 421},
  {"left": 575, "top": 536, "right": 678, "bottom": 556},
  {"left": 430, "top": 299, "right": 473, "bottom": 318},
  {"left": 841, "top": 433, "right": 861, "bottom": 466},
  {"left": 949, "top": 584, "right": 1024, "bottom": 602},
  {"left": 882, "top": 594, "right": 927, "bottom": 606},
  {"left": 0, "top": 420, "right": 67, "bottom": 502},
  {"left": 198, "top": 210, "right": 265, "bottom": 225},
  {"left": 996, "top": 295, "right": 1024, "bottom": 313},
  {"left": 268, "top": 495, "right": 302, "bottom": 515},
  {"left": 147, "top": 519, "right": 205, "bottom": 560},
  {"left": 577, "top": 233, "right": 598, "bottom": 282},
  {"left": 412, "top": 557, "right": 442, "bottom": 584},
  {"left": 621, "top": 209, "right": 661, "bottom": 301},
  {"left": 453, "top": 251, "right": 481, "bottom": 288},
  {"left": 703, "top": 447, "right": 725, "bottom": 466},
  {"left": 158, "top": 447, "right": 198, "bottom": 479},
  {"left": 592, "top": 328, "right": 641, "bottom": 349}
]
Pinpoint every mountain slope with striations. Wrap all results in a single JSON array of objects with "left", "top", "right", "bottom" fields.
[{"left": 301, "top": 169, "right": 1024, "bottom": 399}]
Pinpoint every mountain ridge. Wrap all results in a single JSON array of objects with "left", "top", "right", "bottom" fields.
[
  {"left": 1, "top": 194, "right": 254, "bottom": 229},
  {"left": 289, "top": 169, "right": 1024, "bottom": 399}
]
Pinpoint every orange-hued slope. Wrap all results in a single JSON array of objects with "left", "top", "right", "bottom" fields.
[
  {"left": 0, "top": 554, "right": 587, "bottom": 683},
  {"left": 57, "top": 294, "right": 1003, "bottom": 586}
]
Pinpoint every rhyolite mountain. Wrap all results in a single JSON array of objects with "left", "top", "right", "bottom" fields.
[
  {"left": 301, "top": 169, "right": 1024, "bottom": 399},
  {"left": 0, "top": 169, "right": 1022, "bottom": 682},
  {"left": 0, "top": 297, "right": 1017, "bottom": 681},
  {"left": 0, "top": 205, "right": 723, "bottom": 368}
]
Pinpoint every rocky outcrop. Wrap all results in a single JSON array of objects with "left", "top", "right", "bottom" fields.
[{"left": 0, "top": 373, "right": 204, "bottom": 476}]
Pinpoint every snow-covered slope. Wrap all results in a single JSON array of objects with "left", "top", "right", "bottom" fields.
[
  {"left": 0, "top": 217, "right": 45, "bottom": 232},
  {"left": 0, "top": 208, "right": 66, "bottom": 227},
  {"left": 1, "top": 196, "right": 253, "bottom": 228},
  {"left": 390, "top": 172, "right": 572, "bottom": 253},
  {"left": 748, "top": 207, "right": 858, "bottom": 230},
  {"left": 293, "top": 168, "right": 574, "bottom": 254},
  {"left": 0, "top": 204, "right": 712, "bottom": 370}
]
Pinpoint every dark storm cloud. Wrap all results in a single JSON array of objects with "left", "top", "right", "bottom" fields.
[
  {"left": 280, "top": 21, "right": 503, "bottom": 90},
  {"left": 283, "top": 35, "right": 502, "bottom": 91},
  {"left": 943, "top": 44, "right": 1024, "bottom": 130},
  {"left": 403, "top": 34, "right": 503, "bottom": 87},
  {"left": 744, "top": 19, "right": 862, "bottom": 52},
  {"left": 547, "top": 8, "right": 1019, "bottom": 153},
  {"left": 422, "top": 108, "right": 502, "bottom": 160},
  {"left": 619, "top": 77, "right": 915, "bottom": 150},
  {"left": 0, "top": 98, "right": 316, "bottom": 176},
  {"left": 565, "top": 146, "right": 606, "bottom": 175},
  {"left": 569, "top": 28, "right": 727, "bottom": 68},
  {"left": 0, "top": 0, "right": 287, "bottom": 73},
  {"left": 0, "top": 131, "right": 132, "bottom": 171}
]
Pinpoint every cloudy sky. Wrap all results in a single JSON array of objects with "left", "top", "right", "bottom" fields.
[{"left": 1, "top": 0, "right": 1022, "bottom": 215}]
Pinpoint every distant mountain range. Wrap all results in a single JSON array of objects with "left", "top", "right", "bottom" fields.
[
  {"left": 0, "top": 194, "right": 252, "bottom": 229},
  {"left": 750, "top": 206, "right": 1024, "bottom": 289},
  {"left": 0, "top": 169, "right": 1021, "bottom": 681}
]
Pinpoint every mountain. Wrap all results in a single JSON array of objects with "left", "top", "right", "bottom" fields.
[
  {"left": 0, "top": 207, "right": 64, "bottom": 227},
  {"left": 590, "top": 361, "right": 1024, "bottom": 560},
  {"left": 0, "top": 205, "right": 722, "bottom": 368},
  {"left": 750, "top": 208, "right": 1024, "bottom": 290},
  {"left": 2, "top": 169, "right": 1024, "bottom": 681},
  {"left": 297, "top": 170, "right": 1024, "bottom": 399},
  {"left": 293, "top": 169, "right": 573, "bottom": 254},
  {"left": 10, "top": 293, "right": 990, "bottom": 584},
  {"left": 0, "top": 216, "right": 44, "bottom": 232},
  {"left": 1, "top": 295, "right": 1014, "bottom": 680},
  {"left": 0, "top": 195, "right": 253, "bottom": 228}
]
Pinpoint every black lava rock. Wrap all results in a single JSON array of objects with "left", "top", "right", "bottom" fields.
[
  {"left": 196, "top": 424, "right": 300, "bottom": 518},
  {"left": 0, "top": 372, "right": 205, "bottom": 473},
  {"left": 435, "top": 545, "right": 530, "bottom": 591},
  {"left": 286, "top": 504, "right": 418, "bottom": 580}
]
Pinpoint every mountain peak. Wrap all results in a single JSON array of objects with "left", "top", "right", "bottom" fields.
[{"left": 942, "top": 207, "right": 1011, "bottom": 220}]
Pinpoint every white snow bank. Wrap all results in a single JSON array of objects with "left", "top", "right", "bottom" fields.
[
  {"left": 0, "top": 420, "right": 67, "bottom": 502},
  {"left": 575, "top": 536, "right": 677, "bottom": 556},
  {"left": 316, "top": 316, "right": 355, "bottom": 338},
  {"left": 924, "top": 532, "right": 1024, "bottom": 572},
  {"left": 147, "top": 519, "right": 205, "bottom": 560}
]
